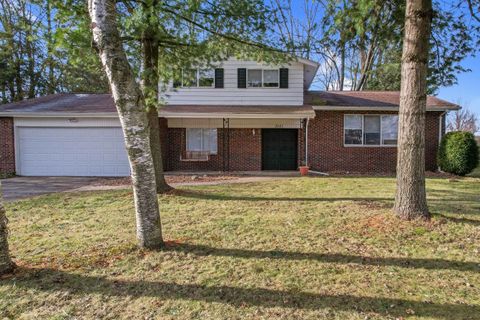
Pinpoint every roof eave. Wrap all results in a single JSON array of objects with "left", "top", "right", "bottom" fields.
[
  {"left": 0, "top": 112, "right": 119, "bottom": 118},
  {"left": 312, "top": 105, "right": 460, "bottom": 111},
  {"left": 159, "top": 112, "right": 316, "bottom": 119}
]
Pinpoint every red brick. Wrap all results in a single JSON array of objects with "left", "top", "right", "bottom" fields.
[{"left": 0, "top": 117, "right": 15, "bottom": 177}]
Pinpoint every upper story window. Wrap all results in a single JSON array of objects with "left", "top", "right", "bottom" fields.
[
  {"left": 247, "top": 69, "right": 279, "bottom": 88},
  {"left": 176, "top": 69, "right": 215, "bottom": 88},
  {"left": 344, "top": 114, "right": 398, "bottom": 146}
]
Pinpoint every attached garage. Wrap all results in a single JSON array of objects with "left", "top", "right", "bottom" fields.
[{"left": 15, "top": 118, "right": 130, "bottom": 177}]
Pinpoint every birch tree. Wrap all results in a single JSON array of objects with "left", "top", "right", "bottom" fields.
[
  {"left": 89, "top": 0, "right": 163, "bottom": 248},
  {"left": 0, "top": 181, "right": 13, "bottom": 275},
  {"left": 394, "top": 0, "right": 432, "bottom": 220}
]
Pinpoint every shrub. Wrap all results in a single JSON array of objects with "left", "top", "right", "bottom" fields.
[{"left": 438, "top": 131, "right": 479, "bottom": 176}]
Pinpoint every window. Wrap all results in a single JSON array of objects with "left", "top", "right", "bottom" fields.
[
  {"left": 364, "top": 115, "right": 381, "bottom": 145},
  {"left": 247, "top": 69, "right": 279, "bottom": 88},
  {"left": 344, "top": 114, "right": 398, "bottom": 146},
  {"left": 247, "top": 69, "right": 262, "bottom": 87},
  {"left": 186, "top": 128, "right": 218, "bottom": 154},
  {"left": 198, "top": 69, "right": 214, "bottom": 87},
  {"left": 344, "top": 115, "right": 363, "bottom": 145},
  {"left": 176, "top": 69, "right": 215, "bottom": 88},
  {"left": 381, "top": 115, "right": 398, "bottom": 145}
]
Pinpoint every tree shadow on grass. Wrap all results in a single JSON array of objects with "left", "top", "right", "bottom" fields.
[
  {"left": 166, "top": 243, "right": 479, "bottom": 273},
  {"left": 433, "top": 213, "right": 480, "bottom": 226},
  {"left": 174, "top": 189, "right": 394, "bottom": 202},
  {"left": 6, "top": 267, "right": 479, "bottom": 319}
]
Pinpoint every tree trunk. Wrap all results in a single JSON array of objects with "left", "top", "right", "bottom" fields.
[
  {"left": 141, "top": 2, "right": 171, "bottom": 193},
  {"left": 0, "top": 181, "right": 14, "bottom": 275},
  {"left": 88, "top": 0, "right": 164, "bottom": 248},
  {"left": 46, "top": 0, "right": 55, "bottom": 95},
  {"left": 394, "top": 0, "right": 432, "bottom": 220}
]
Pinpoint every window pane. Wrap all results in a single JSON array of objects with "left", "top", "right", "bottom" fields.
[
  {"left": 364, "top": 116, "right": 380, "bottom": 145},
  {"left": 345, "top": 129, "right": 362, "bottom": 145},
  {"left": 207, "top": 129, "right": 217, "bottom": 154},
  {"left": 182, "top": 69, "right": 197, "bottom": 87},
  {"left": 247, "top": 69, "right": 262, "bottom": 87},
  {"left": 382, "top": 115, "right": 398, "bottom": 145},
  {"left": 263, "top": 70, "right": 279, "bottom": 87},
  {"left": 199, "top": 69, "right": 214, "bottom": 87},
  {"left": 186, "top": 128, "right": 203, "bottom": 151},
  {"left": 345, "top": 115, "right": 362, "bottom": 129}
]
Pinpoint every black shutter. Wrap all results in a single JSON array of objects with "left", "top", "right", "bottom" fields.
[
  {"left": 279, "top": 68, "right": 289, "bottom": 88},
  {"left": 215, "top": 68, "right": 224, "bottom": 88},
  {"left": 237, "top": 68, "right": 247, "bottom": 88}
]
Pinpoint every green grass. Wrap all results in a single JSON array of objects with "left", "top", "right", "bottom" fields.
[{"left": 1, "top": 176, "right": 480, "bottom": 319}]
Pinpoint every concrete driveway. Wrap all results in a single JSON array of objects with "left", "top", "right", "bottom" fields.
[{"left": 1, "top": 177, "right": 102, "bottom": 201}]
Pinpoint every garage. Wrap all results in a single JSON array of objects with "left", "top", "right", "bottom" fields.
[{"left": 16, "top": 126, "right": 130, "bottom": 177}]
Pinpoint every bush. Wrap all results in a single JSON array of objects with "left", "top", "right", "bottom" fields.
[{"left": 438, "top": 131, "right": 479, "bottom": 176}]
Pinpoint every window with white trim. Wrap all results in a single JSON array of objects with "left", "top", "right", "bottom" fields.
[
  {"left": 344, "top": 114, "right": 398, "bottom": 146},
  {"left": 247, "top": 69, "right": 279, "bottom": 88},
  {"left": 177, "top": 69, "right": 215, "bottom": 88},
  {"left": 186, "top": 128, "right": 218, "bottom": 154}
]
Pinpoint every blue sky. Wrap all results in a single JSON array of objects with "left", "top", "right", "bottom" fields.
[{"left": 437, "top": 55, "right": 480, "bottom": 116}]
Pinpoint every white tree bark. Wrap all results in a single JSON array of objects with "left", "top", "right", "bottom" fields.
[
  {"left": 0, "top": 181, "right": 14, "bottom": 275},
  {"left": 394, "top": 0, "right": 432, "bottom": 220},
  {"left": 88, "top": 0, "right": 163, "bottom": 248}
]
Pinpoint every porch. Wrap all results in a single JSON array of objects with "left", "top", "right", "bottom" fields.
[{"left": 159, "top": 105, "right": 315, "bottom": 172}]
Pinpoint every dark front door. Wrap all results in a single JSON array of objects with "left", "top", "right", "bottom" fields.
[{"left": 262, "top": 129, "right": 298, "bottom": 170}]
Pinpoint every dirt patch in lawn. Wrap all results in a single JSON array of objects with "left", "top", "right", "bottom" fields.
[{"left": 92, "top": 175, "right": 240, "bottom": 186}]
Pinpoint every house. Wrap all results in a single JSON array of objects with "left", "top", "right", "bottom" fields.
[{"left": 0, "top": 58, "right": 459, "bottom": 177}]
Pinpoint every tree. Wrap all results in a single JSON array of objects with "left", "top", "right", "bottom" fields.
[
  {"left": 394, "top": 0, "right": 432, "bottom": 220},
  {"left": 89, "top": 0, "right": 163, "bottom": 248},
  {"left": 0, "top": 181, "right": 14, "bottom": 275},
  {"left": 139, "top": 0, "right": 171, "bottom": 193},
  {"left": 447, "top": 107, "right": 479, "bottom": 134}
]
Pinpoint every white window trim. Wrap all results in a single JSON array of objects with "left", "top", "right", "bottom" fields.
[
  {"left": 246, "top": 68, "right": 280, "bottom": 88},
  {"left": 180, "top": 69, "right": 215, "bottom": 88},
  {"left": 343, "top": 114, "right": 398, "bottom": 147},
  {"left": 186, "top": 128, "right": 218, "bottom": 154}
]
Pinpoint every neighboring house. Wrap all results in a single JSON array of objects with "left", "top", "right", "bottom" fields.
[{"left": 0, "top": 57, "right": 459, "bottom": 177}]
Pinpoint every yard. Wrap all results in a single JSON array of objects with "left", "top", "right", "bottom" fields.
[{"left": 1, "top": 176, "right": 479, "bottom": 319}]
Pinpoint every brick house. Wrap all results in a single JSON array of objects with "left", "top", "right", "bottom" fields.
[{"left": 0, "top": 58, "right": 458, "bottom": 177}]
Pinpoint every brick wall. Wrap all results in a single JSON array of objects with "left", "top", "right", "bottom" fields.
[
  {"left": 307, "top": 111, "right": 442, "bottom": 173},
  {"left": 0, "top": 117, "right": 15, "bottom": 177},
  {"left": 164, "top": 126, "right": 262, "bottom": 171}
]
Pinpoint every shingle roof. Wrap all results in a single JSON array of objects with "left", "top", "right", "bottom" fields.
[
  {"left": 0, "top": 91, "right": 459, "bottom": 116},
  {"left": 0, "top": 93, "right": 116, "bottom": 113},
  {"left": 305, "top": 91, "right": 459, "bottom": 109}
]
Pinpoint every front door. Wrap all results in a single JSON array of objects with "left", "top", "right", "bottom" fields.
[{"left": 262, "top": 129, "right": 298, "bottom": 170}]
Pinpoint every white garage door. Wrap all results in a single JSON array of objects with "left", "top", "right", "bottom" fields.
[{"left": 17, "top": 127, "right": 130, "bottom": 176}]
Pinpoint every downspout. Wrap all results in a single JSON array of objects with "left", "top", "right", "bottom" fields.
[
  {"left": 438, "top": 111, "right": 447, "bottom": 172},
  {"left": 305, "top": 118, "right": 309, "bottom": 166},
  {"left": 305, "top": 116, "right": 329, "bottom": 176},
  {"left": 438, "top": 111, "right": 446, "bottom": 142}
]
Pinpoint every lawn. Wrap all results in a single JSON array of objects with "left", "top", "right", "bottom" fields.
[{"left": 1, "top": 176, "right": 479, "bottom": 319}]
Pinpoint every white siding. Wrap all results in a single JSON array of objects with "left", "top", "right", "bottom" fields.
[{"left": 162, "top": 58, "right": 304, "bottom": 106}]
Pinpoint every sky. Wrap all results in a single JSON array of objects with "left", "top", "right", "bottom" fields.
[
  {"left": 437, "top": 55, "right": 480, "bottom": 115},
  {"left": 283, "top": 0, "right": 480, "bottom": 118}
]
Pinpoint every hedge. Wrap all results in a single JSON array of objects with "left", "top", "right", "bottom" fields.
[{"left": 438, "top": 131, "right": 479, "bottom": 176}]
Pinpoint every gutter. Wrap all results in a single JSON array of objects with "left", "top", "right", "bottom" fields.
[
  {"left": 159, "top": 112, "right": 316, "bottom": 119},
  {"left": 312, "top": 105, "right": 460, "bottom": 111},
  {"left": 0, "top": 112, "right": 119, "bottom": 118}
]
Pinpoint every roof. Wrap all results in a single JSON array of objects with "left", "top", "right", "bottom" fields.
[
  {"left": 0, "top": 91, "right": 459, "bottom": 117},
  {"left": 159, "top": 105, "right": 315, "bottom": 119},
  {"left": 305, "top": 91, "right": 460, "bottom": 110},
  {"left": 0, "top": 93, "right": 116, "bottom": 115}
]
